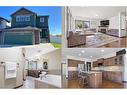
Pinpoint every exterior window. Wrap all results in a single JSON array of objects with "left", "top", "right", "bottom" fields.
[
  {"left": 16, "top": 15, "right": 30, "bottom": 22},
  {"left": 40, "top": 17, "right": 45, "bottom": 22},
  {"left": 16, "top": 16, "right": 20, "bottom": 22},
  {"left": 25, "top": 16, "right": 30, "bottom": 21}
]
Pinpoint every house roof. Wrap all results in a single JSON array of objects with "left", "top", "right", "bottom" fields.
[
  {"left": 11, "top": 7, "right": 37, "bottom": 16},
  {"left": 37, "top": 15, "right": 49, "bottom": 19},
  {"left": 38, "top": 15, "right": 49, "bottom": 17},
  {"left": 0, "top": 26, "right": 41, "bottom": 32},
  {"left": 0, "top": 17, "right": 10, "bottom": 22}
]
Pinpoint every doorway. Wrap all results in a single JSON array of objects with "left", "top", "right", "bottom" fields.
[{"left": 86, "top": 62, "right": 91, "bottom": 72}]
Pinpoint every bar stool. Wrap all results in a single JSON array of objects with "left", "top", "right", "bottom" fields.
[{"left": 78, "top": 73, "right": 89, "bottom": 88}]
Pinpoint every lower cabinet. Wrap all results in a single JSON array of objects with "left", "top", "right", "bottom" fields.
[
  {"left": 68, "top": 71, "right": 78, "bottom": 80},
  {"left": 102, "top": 71, "right": 122, "bottom": 84}
]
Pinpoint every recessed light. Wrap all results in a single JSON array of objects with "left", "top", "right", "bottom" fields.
[
  {"left": 81, "top": 50, "right": 85, "bottom": 53},
  {"left": 90, "top": 56, "right": 93, "bottom": 58},
  {"left": 101, "top": 49, "right": 104, "bottom": 52},
  {"left": 95, "top": 14, "right": 99, "bottom": 17}
]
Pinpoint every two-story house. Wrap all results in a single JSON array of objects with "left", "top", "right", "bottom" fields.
[{"left": 0, "top": 7, "right": 50, "bottom": 45}]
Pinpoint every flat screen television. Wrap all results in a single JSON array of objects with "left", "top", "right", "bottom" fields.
[{"left": 100, "top": 20, "right": 109, "bottom": 26}]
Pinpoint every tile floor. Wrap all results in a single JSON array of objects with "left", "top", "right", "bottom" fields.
[{"left": 18, "top": 76, "right": 39, "bottom": 89}]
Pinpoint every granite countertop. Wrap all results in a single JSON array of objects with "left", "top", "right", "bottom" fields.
[{"left": 81, "top": 71, "right": 102, "bottom": 74}]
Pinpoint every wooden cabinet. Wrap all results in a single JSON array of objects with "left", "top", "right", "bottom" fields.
[
  {"left": 108, "top": 57, "right": 114, "bottom": 66},
  {"left": 68, "top": 59, "right": 84, "bottom": 79},
  {"left": 68, "top": 59, "right": 84, "bottom": 67},
  {"left": 89, "top": 72, "right": 102, "bottom": 88},
  {"left": 28, "top": 70, "right": 42, "bottom": 78},
  {"left": 117, "top": 55, "right": 124, "bottom": 65},
  {"left": 93, "top": 61, "right": 98, "bottom": 67},
  {"left": 68, "top": 59, "right": 77, "bottom": 67},
  {"left": 102, "top": 71, "right": 122, "bottom": 84},
  {"left": 93, "top": 55, "right": 123, "bottom": 67},
  {"left": 110, "top": 56, "right": 119, "bottom": 66},
  {"left": 93, "top": 58, "right": 104, "bottom": 67},
  {"left": 104, "top": 58, "right": 110, "bottom": 66},
  {"left": 103, "top": 56, "right": 123, "bottom": 66},
  {"left": 97, "top": 58, "right": 104, "bottom": 64}
]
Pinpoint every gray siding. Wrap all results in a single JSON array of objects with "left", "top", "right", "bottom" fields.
[
  {"left": 11, "top": 9, "right": 37, "bottom": 28},
  {"left": 36, "top": 16, "right": 49, "bottom": 28},
  {"left": 10, "top": 8, "right": 50, "bottom": 43}
]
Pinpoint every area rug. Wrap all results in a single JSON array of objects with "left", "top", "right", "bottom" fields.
[
  {"left": 85, "top": 33, "right": 120, "bottom": 47},
  {"left": 106, "top": 31, "right": 119, "bottom": 37}
]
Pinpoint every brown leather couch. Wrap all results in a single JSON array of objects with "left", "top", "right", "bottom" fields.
[{"left": 67, "top": 31, "right": 86, "bottom": 47}]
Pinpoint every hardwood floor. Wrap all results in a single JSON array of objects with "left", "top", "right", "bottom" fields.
[
  {"left": 98, "top": 37, "right": 127, "bottom": 48},
  {"left": 100, "top": 80, "right": 123, "bottom": 88},
  {"left": 67, "top": 79, "right": 81, "bottom": 88},
  {"left": 62, "top": 77, "right": 123, "bottom": 89}
]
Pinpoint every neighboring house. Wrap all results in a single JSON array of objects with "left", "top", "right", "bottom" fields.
[
  {"left": 0, "top": 17, "right": 10, "bottom": 45},
  {"left": 0, "top": 17, "right": 9, "bottom": 29},
  {"left": 0, "top": 7, "right": 50, "bottom": 46}
]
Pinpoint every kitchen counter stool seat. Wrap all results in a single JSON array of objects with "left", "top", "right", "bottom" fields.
[{"left": 78, "top": 74, "right": 89, "bottom": 88}]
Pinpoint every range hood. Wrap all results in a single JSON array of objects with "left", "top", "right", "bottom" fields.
[
  {"left": 97, "top": 58, "right": 104, "bottom": 66},
  {"left": 116, "top": 49, "right": 126, "bottom": 56}
]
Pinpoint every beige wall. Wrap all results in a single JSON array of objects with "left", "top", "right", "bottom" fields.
[
  {"left": 0, "top": 64, "right": 4, "bottom": 88},
  {"left": 109, "top": 15, "right": 119, "bottom": 29},
  {"left": 0, "top": 47, "right": 24, "bottom": 88},
  {"left": 74, "top": 16, "right": 101, "bottom": 30},
  {"left": 62, "top": 7, "right": 68, "bottom": 48},
  {"left": 38, "top": 49, "right": 61, "bottom": 75}
]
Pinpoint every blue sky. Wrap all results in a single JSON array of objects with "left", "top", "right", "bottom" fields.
[{"left": 0, "top": 6, "right": 62, "bottom": 35}]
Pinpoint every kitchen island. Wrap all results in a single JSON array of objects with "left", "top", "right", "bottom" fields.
[
  {"left": 88, "top": 71, "right": 102, "bottom": 88},
  {"left": 81, "top": 71, "right": 102, "bottom": 88}
]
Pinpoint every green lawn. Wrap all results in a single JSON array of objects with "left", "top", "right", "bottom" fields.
[{"left": 51, "top": 42, "right": 61, "bottom": 48}]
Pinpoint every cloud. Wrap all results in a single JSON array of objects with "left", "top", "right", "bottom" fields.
[{"left": 7, "top": 22, "right": 11, "bottom": 27}]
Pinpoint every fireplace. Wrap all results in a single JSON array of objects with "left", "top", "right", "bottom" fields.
[
  {"left": 101, "top": 29, "right": 107, "bottom": 33},
  {"left": 98, "top": 26, "right": 108, "bottom": 33}
]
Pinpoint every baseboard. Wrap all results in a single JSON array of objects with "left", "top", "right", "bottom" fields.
[
  {"left": 13, "top": 84, "right": 23, "bottom": 89},
  {"left": 122, "top": 81, "right": 127, "bottom": 83}
]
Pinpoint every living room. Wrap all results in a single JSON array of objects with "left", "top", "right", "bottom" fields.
[{"left": 62, "top": 6, "right": 127, "bottom": 48}]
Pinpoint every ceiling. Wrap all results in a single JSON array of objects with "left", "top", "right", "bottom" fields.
[
  {"left": 62, "top": 48, "right": 123, "bottom": 61},
  {"left": 69, "top": 6, "right": 126, "bottom": 19},
  {"left": 25, "top": 47, "right": 57, "bottom": 60}
]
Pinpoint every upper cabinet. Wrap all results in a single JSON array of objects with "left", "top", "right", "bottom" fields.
[
  {"left": 117, "top": 55, "right": 124, "bottom": 65},
  {"left": 104, "top": 56, "right": 124, "bottom": 66},
  {"left": 97, "top": 58, "right": 104, "bottom": 64},
  {"left": 93, "top": 58, "right": 104, "bottom": 67},
  {"left": 68, "top": 59, "right": 84, "bottom": 67},
  {"left": 93, "top": 61, "right": 98, "bottom": 67},
  {"left": 93, "top": 55, "right": 124, "bottom": 67},
  {"left": 104, "top": 56, "right": 116, "bottom": 66}
]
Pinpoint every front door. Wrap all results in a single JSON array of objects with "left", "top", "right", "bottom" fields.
[{"left": 40, "top": 29, "right": 50, "bottom": 43}]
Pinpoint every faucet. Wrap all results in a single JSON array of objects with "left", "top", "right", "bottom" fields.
[{"left": 40, "top": 71, "right": 48, "bottom": 80}]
